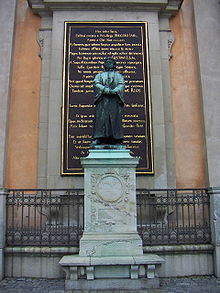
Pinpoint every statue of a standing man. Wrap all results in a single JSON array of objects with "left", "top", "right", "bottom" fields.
[{"left": 92, "top": 57, "right": 125, "bottom": 145}]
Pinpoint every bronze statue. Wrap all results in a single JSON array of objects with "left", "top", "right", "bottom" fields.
[{"left": 92, "top": 57, "right": 125, "bottom": 145}]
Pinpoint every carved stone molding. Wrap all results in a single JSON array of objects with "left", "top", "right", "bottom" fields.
[
  {"left": 28, "top": 0, "right": 183, "bottom": 17},
  {"left": 168, "top": 31, "right": 175, "bottom": 60},
  {"left": 36, "top": 31, "right": 44, "bottom": 59}
]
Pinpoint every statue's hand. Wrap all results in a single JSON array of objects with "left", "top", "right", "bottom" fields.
[
  {"left": 103, "top": 87, "right": 110, "bottom": 94},
  {"left": 109, "top": 89, "right": 117, "bottom": 95}
]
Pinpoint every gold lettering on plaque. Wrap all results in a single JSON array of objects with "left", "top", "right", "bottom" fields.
[{"left": 62, "top": 22, "right": 153, "bottom": 175}]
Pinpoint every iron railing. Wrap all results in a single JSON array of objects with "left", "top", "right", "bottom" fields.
[
  {"left": 136, "top": 189, "right": 211, "bottom": 245},
  {"left": 6, "top": 188, "right": 211, "bottom": 247},
  {"left": 6, "top": 189, "right": 84, "bottom": 246}
]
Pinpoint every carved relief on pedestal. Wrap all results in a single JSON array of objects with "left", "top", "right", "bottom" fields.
[
  {"left": 85, "top": 168, "right": 136, "bottom": 233},
  {"left": 96, "top": 175, "right": 123, "bottom": 202}
]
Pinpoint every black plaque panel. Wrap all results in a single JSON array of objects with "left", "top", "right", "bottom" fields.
[{"left": 62, "top": 22, "right": 154, "bottom": 175}]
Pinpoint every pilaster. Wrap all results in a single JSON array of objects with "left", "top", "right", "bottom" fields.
[
  {"left": 0, "top": 189, "right": 7, "bottom": 280},
  {"left": 209, "top": 188, "right": 220, "bottom": 277},
  {"left": 0, "top": 0, "right": 17, "bottom": 189},
  {"left": 192, "top": 2, "right": 220, "bottom": 275},
  {"left": 192, "top": 0, "right": 220, "bottom": 187},
  {"left": 0, "top": 0, "right": 17, "bottom": 279}
]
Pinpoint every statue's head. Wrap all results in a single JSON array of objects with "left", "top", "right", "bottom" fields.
[{"left": 104, "top": 57, "right": 116, "bottom": 71}]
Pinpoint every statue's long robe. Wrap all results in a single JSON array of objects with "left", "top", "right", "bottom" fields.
[{"left": 93, "top": 71, "right": 125, "bottom": 140}]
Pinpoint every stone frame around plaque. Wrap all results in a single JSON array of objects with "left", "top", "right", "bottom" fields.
[{"left": 37, "top": 9, "right": 174, "bottom": 189}]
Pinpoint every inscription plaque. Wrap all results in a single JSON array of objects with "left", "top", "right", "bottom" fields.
[{"left": 62, "top": 22, "right": 154, "bottom": 175}]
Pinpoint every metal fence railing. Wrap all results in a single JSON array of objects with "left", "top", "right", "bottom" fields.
[
  {"left": 6, "top": 188, "right": 211, "bottom": 247},
  {"left": 6, "top": 189, "right": 84, "bottom": 246},
  {"left": 137, "top": 188, "right": 211, "bottom": 245}
]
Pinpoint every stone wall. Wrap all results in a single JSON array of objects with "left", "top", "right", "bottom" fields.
[{"left": 4, "top": 245, "right": 213, "bottom": 278}]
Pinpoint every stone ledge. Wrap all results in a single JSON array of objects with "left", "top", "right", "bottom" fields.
[
  {"left": 5, "top": 246, "right": 79, "bottom": 256},
  {"left": 143, "top": 244, "right": 214, "bottom": 254},
  {"left": 65, "top": 278, "right": 160, "bottom": 290},
  {"left": 28, "top": 0, "right": 182, "bottom": 17},
  {"left": 4, "top": 244, "right": 214, "bottom": 256},
  {"left": 59, "top": 254, "right": 165, "bottom": 267},
  {"left": 80, "top": 148, "right": 139, "bottom": 167}
]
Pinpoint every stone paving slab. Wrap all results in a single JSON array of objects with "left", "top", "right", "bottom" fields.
[{"left": 0, "top": 276, "right": 220, "bottom": 293}]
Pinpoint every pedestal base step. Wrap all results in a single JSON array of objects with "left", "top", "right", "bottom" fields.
[
  {"left": 65, "top": 278, "right": 159, "bottom": 291},
  {"left": 59, "top": 254, "right": 164, "bottom": 291}
]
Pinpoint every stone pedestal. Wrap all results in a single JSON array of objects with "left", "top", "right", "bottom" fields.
[
  {"left": 59, "top": 147, "right": 164, "bottom": 290},
  {"left": 80, "top": 147, "right": 142, "bottom": 257}
]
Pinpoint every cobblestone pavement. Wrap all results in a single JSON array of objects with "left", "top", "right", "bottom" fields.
[{"left": 0, "top": 276, "right": 220, "bottom": 293}]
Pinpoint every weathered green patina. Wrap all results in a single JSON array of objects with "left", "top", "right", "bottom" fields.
[{"left": 92, "top": 57, "right": 125, "bottom": 145}]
